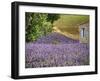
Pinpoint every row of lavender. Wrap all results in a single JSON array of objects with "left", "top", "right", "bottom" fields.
[
  {"left": 33, "top": 32, "right": 79, "bottom": 44},
  {"left": 25, "top": 43, "right": 89, "bottom": 68}
]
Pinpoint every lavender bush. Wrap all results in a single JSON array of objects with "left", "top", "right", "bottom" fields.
[
  {"left": 25, "top": 33, "right": 89, "bottom": 68},
  {"left": 33, "top": 32, "right": 79, "bottom": 44}
]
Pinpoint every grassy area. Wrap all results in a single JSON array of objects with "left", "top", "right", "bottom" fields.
[{"left": 53, "top": 14, "right": 89, "bottom": 40}]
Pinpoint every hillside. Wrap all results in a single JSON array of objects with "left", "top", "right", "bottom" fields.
[{"left": 53, "top": 14, "right": 89, "bottom": 40}]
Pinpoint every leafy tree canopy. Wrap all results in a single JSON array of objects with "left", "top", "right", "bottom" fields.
[{"left": 25, "top": 13, "right": 60, "bottom": 42}]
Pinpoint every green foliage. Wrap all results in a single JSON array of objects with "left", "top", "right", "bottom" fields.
[
  {"left": 47, "top": 14, "right": 60, "bottom": 25},
  {"left": 25, "top": 13, "right": 54, "bottom": 42}
]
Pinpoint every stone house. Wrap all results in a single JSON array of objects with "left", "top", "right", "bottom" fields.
[{"left": 79, "top": 22, "right": 89, "bottom": 43}]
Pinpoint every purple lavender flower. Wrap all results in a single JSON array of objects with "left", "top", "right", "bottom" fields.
[
  {"left": 33, "top": 32, "right": 79, "bottom": 44},
  {"left": 25, "top": 32, "right": 89, "bottom": 68}
]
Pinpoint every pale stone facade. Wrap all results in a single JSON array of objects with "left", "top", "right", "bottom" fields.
[{"left": 79, "top": 23, "right": 89, "bottom": 43}]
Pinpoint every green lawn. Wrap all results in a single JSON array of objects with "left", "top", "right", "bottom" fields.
[
  {"left": 53, "top": 14, "right": 89, "bottom": 40},
  {"left": 54, "top": 14, "right": 89, "bottom": 34}
]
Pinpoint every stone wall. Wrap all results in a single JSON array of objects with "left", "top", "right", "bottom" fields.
[{"left": 79, "top": 23, "right": 89, "bottom": 43}]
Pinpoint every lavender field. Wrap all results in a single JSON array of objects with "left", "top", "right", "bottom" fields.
[{"left": 25, "top": 32, "right": 89, "bottom": 68}]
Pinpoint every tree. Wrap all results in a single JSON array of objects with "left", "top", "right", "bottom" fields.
[
  {"left": 47, "top": 14, "right": 60, "bottom": 26},
  {"left": 25, "top": 13, "right": 52, "bottom": 42}
]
